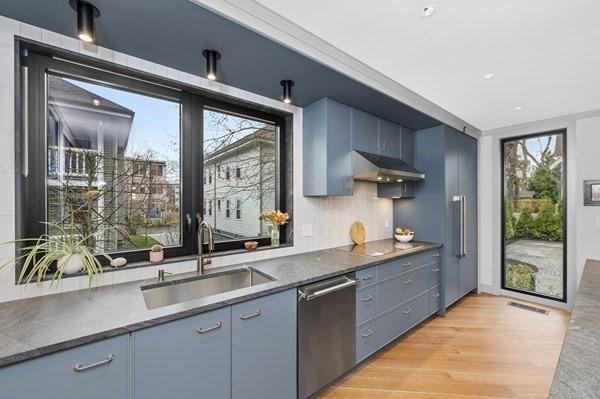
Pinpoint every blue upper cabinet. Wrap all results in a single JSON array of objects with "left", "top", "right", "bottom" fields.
[
  {"left": 0, "top": 335, "right": 130, "bottom": 399},
  {"left": 351, "top": 108, "right": 379, "bottom": 154},
  {"left": 231, "top": 289, "right": 297, "bottom": 399},
  {"left": 304, "top": 98, "right": 353, "bottom": 196},
  {"left": 378, "top": 119, "right": 401, "bottom": 158},
  {"left": 133, "top": 306, "right": 231, "bottom": 399}
]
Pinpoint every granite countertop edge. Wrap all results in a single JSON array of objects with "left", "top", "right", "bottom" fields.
[{"left": 0, "top": 240, "right": 442, "bottom": 367}]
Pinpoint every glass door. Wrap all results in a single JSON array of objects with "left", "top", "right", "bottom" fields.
[{"left": 501, "top": 131, "right": 566, "bottom": 301}]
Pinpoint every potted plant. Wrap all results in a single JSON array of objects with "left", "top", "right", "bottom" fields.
[
  {"left": 1, "top": 219, "right": 111, "bottom": 288},
  {"left": 149, "top": 244, "right": 164, "bottom": 263},
  {"left": 259, "top": 209, "right": 290, "bottom": 247}
]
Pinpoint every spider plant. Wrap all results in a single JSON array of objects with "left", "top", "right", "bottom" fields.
[{"left": 1, "top": 218, "right": 112, "bottom": 288}]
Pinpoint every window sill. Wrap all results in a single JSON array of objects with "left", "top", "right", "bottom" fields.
[{"left": 210, "top": 243, "right": 294, "bottom": 258}]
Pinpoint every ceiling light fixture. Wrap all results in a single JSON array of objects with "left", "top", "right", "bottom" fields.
[
  {"left": 483, "top": 73, "right": 495, "bottom": 80},
  {"left": 514, "top": 106, "right": 524, "bottom": 111},
  {"left": 396, "top": 179, "right": 403, "bottom": 183},
  {"left": 421, "top": 4, "right": 435, "bottom": 17},
  {"left": 280, "top": 80, "right": 294, "bottom": 104},
  {"left": 92, "top": 99, "right": 101, "bottom": 106},
  {"left": 70, "top": 0, "right": 100, "bottom": 43},
  {"left": 202, "top": 50, "right": 221, "bottom": 81}
]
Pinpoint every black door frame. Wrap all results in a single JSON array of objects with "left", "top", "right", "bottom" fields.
[{"left": 500, "top": 129, "right": 567, "bottom": 303}]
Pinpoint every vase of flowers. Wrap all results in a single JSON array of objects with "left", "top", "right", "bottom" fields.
[{"left": 259, "top": 209, "right": 290, "bottom": 247}]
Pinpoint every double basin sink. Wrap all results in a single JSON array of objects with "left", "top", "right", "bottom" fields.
[{"left": 141, "top": 267, "right": 276, "bottom": 310}]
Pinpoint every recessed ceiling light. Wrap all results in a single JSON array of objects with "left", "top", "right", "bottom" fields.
[
  {"left": 483, "top": 73, "right": 495, "bottom": 80},
  {"left": 514, "top": 106, "right": 524, "bottom": 111},
  {"left": 92, "top": 99, "right": 101, "bottom": 106},
  {"left": 421, "top": 4, "right": 435, "bottom": 17}
]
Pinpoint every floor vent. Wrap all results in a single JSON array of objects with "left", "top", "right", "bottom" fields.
[{"left": 507, "top": 301, "right": 549, "bottom": 315}]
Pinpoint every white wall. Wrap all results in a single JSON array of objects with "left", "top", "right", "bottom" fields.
[
  {"left": 478, "top": 110, "right": 600, "bottom": 310},
  {"left": 0, "top": 16, "right": 393, "bottom": 303}
]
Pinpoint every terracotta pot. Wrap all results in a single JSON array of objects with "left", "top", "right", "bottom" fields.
[{"left": 149, "top": 250, "right": 164, "bottom": 263}]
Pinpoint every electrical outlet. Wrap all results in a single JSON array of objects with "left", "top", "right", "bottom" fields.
[{"left": 302, "top": 224, "right": 313, "bottom": 237}]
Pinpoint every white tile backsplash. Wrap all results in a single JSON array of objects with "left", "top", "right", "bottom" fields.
[{"left": 0, "top": 18, "right": 394, "bottom": 303}]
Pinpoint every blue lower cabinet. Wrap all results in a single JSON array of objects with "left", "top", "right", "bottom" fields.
[
  {"left": 356, "top": 321, "right": 377, "bottom": 363},
  {"left": 376, "top": 291, "right": 429, "bottom": 349},
  {"left": 231, "top": 289, "right": 297, "bottom": 399},
  {"left": 133, "top": 306, "right": 231, "bottom": 399},
  {"left": 377, "top": 266, "right": 430, "bottom": 315},
  {"left": 356, "top": 285, "right": 377, "bottom": 326},
  {"left": 430, "top": 286, "right": 441, "bottom": 314},
  {"left": 0, "top": 335, "right": 129, "bottom": 399}
]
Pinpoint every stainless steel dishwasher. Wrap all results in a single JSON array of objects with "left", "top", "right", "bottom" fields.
[{"left": 298, "top": 273, "right": 358, "bottom": 399}]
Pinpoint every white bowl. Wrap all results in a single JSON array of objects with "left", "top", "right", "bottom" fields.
[{"left": 394, "top": 233, "right": 414, "bottom": 243}]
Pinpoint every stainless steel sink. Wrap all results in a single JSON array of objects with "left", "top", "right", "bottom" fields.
[{"left": 141, "top": 267, "right": 275, "bottom": 310}]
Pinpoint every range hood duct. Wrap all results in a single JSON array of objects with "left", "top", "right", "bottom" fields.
[{"left": 352, "top": 150, "right": 425, "bottom": 183}]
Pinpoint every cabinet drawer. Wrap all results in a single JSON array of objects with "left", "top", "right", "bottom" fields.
[
  {"left": 377, "top": 266, "right": 430, "bottom": 315},
  {"left": 356, "top": 285, "right": 377, "bottom": 326},
  {"left": 429, "top": 262, "right": 441, "bottom": 288},
  {"left": 356, "top": 321, "right": 377, "bottom": 363},
  {"left": 356, "top": 266, "right": 377, "bottom": 289},
  {"left": 430, "top": 285, "right": 441, "bottom": 314},
  {"left": 376, "top": 291, "right": 429, "bottom": 349},
  {"left": 0, "top": 335, "right": 130, "bottom": 399},
  {"left": 378, "top": 249, "right": 440, "bottom": 282}
]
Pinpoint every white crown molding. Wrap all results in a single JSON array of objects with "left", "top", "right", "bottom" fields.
[{"left": 190, "top": 0, "right": 481, "bottom": 137}]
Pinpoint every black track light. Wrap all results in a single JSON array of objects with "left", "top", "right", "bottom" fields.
[
  {"left": 202, "top": 50, "right": 221, "bottom": 81},
  {"left": 280, "top": 80, "right": 294, "bottom": 104},
  {"left": 69, "top": 0, "right": 100, "bottom": 43}
]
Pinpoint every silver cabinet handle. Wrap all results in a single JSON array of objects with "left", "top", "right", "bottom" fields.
[
  {"left": 403, "top": 308, "right": 413, "bottom": 314},
  {"left": 402, "top": 262, "right": 412, "bottom": 267},
  {"left": 240, "top": 309, "right": 261, "bottom": 320},
  {"left": 432, "top": 267, "right": 440, "bottom": 272},
  {"left": 361, "top": 274, "right": 373, "bottom": 281},
  {"left": 197, "top": 320, "right": 222, "bottom": 334},
  {"left": 361, "top": 329, "right": 374, "bottom": 338},
  {"left": 360, "top": 295, "right": 374, "bottom": 302},
  {"left": 402, "top": 279, "right": 413, "bottom": 284},
  {"left": 432, "top": 293, "right": 440, "bottom": 298},
  {"left": 73, "top": 353, "right": 114, "bottom": 372},
  {"left": 432, "top": 253, "right": 440, "bottom": 258}
]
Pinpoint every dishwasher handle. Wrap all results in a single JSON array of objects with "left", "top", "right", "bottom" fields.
[{"left": 298, "top": 276, "right": 358, "bottom": 301}]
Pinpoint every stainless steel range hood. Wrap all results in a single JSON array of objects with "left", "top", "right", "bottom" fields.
[{"left": 352, "top": 150, "right": 425, "bottom": 183}]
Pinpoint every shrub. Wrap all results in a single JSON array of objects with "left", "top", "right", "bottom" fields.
[
  {"left": 533, "top": 201, "right": 563, "bottom": 241},
  {"left": 505, "top": 202, "right": 516, "bottom": 240},
  {"left": 515, "top": 205, "right": 535, "bottom": 238},
  {"left": 506, "top": 262, "right": 536, "bottom": 292},
  {"left": 528, "top": 166, "right": 561, "bottom": 202}
]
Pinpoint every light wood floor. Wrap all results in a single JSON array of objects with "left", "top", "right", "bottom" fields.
[{"left": 319, "top": 294, "right": 569, "bottom": 399}]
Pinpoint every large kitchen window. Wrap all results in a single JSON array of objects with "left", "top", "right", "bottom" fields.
[{"left": 18, "top": 43, "right": 291, "bottom": 272}]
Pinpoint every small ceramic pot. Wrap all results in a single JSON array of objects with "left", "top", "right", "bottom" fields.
[
  {"left": 58, "top": 254, "right": 84, "bottom": 274},
  {"left": 149, "top": 250, "right": 164, "bottom": 263},
  {"left": 244, "top": 241, "right": 258, "bottom": 250}
]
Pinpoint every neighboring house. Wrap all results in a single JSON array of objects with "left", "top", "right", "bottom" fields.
[
  {"left": 203, "top": 127, "right": 276, "bottom": 240},
  {"left": 46, "top": 75, "right": 174, "bottom": 251}
]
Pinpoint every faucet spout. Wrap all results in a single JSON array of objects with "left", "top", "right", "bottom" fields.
[{"left": 197, "top": 214, "right": 214, "bottom": 274}]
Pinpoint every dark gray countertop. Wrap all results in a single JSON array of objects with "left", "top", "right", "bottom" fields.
[
  {"left": 549, "top": 259, "right": 600, "bottom": 398},
  {"left": 0, "top": 239, "right": 441, "bottom": 367}
]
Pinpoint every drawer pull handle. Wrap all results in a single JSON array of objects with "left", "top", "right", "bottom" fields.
[
  {"left": 403, "top": 308, "right": 413, "bottom": 314},
  {"left": 402, "top": 279, "right": 413, "bottom": 284},
  {"left": 73, "top": 353, "right": 114, "bottom": 372},
  {"left": 432, "top": 253, "right": 440, "bottom": 258},
  {"left": 197, "top": 321, "right": 222, "bottom": 334},
  {"left": 240, "top": 309, "right": 262, "bottom": 320},
  {"left": 432, "top": 267, "right": 440, "bottom": 272},
  {"left": 361, "top": 274, "right": 373, "bottom": 281},
  {"left": 432, "top": 293, "right": 440, "bottom": 298},
  {"left": 402, "top": 262, "right": 413, "bottom": 267},
  {"left": 361, "top": 295, "right": 374, "bottom": 302},
  {"left": 361, "top": 330, "right": 374, "bottom": 338}
]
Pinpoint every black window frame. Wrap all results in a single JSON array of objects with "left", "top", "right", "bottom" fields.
[
  {"left": 500, "top": 130, "right": 567, "bottom": 303},
  {"left": 16, "top": 41, "right": 292, "bottom": 277}
]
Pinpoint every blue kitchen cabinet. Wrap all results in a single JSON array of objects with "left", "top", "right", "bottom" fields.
[
  {"left": 133, "top": 306, "right": 231, "bottom": 399},
  {"left": 231, "top": 289, "right": 297, "bottom": 399},
  {"left": 394, "top": 125, "right": 478, "bottom": 312},
  {"left": 303, "top": 98, "right": 353, "bottom": 196},
  {"left": 0, "top": 335, "right": 129, "bottom": 399},
  {"left": 378, "top": 118, "right": 401, "bottom": 158},
  {"left": 351, "top": 108, "right": 379, "bottom": 154}
]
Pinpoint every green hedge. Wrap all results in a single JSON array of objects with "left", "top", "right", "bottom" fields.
[
  {"left": 510, "top": 201, "right": 563, "bottom": 241},
  {"left": 506, "top": 262, "right": 536, "bottom": 292}
]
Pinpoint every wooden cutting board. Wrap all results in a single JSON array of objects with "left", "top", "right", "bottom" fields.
[{"left": 350, "top": 221, "right": 366, "bottom": 245}]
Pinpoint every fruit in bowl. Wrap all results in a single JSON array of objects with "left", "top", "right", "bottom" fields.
[{"left": 394, "top": 227, "right": 415, "bottom": 243}]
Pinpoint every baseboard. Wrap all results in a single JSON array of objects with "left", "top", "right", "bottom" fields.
[{"left": 479, "top": 283, "right": 499, "bottom": 295}]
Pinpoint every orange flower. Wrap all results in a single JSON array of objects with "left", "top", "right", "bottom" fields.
[{"left": 259, "top": 209, "right": 290, "bottom": 226}]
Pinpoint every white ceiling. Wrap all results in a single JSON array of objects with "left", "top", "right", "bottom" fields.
[{"left": 251, "top": 0, "right": 600, "bottom": 130}]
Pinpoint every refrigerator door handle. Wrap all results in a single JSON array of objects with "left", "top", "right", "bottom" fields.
[{"left": 453, "top": 195, "right": 466, "bottom": 257}]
